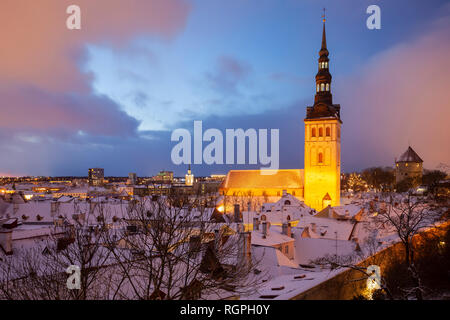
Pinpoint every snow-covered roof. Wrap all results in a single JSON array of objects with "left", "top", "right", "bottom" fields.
[{"left": 251, "top": 225, "right": 294, "bottom": 247}]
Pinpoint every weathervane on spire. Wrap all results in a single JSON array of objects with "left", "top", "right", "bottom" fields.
[{"left": 322, "top": 8, "right": 326, "bottom": 23}]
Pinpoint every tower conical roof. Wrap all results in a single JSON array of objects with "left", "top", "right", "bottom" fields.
[
  {"left": 319, "top": 21, "right": 329, "bottom": 57},
  {"left": 397, "top": 146, "right": 423, "bottom": 163}
]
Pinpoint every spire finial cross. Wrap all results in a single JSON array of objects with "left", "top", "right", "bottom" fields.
[{"left": 322, "top": 8, "right": 326, "bottom": 23}]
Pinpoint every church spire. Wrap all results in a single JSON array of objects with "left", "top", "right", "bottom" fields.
[
  {"left": 320, "top": 9, "right": 328, "bottom": 57},
  {"left": 314, "top": 10, "right": 332, "bottom": 106},
  {"left": 305, "top": 11, "right": 341, "bottom": 121}
]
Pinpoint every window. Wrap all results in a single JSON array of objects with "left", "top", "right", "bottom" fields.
[
  {"left": 318, "top": 152, "right": 323, "bottom": 163},
  {"left": 326, "top": 127, "right": 330, "bottom": 137},
  {"left": 320, "top": 83, "right": 324, "bottom": 91},
  {"left": 311, "top": 128, "right": 316, "bottom": 137},
  {"left": 325, "top": 61, "right": 328, "bottom": 68},
  {"left": 326, "top": 83, "right": 329, "bottom": 91},
  {"left": 319, "top": 128, "right": 323, "bottom": 137},
  {"left": 284, "top": 200, "right": 291, "bottom": 205},
  {"left": 316, "top": 84, "right": 319, "bottom": 92}
]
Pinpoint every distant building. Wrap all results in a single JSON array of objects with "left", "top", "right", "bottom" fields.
[
  {"left": 88, "top": 168, "right": 104, "bottom": 186},
  {"left": 128, "top": 173, "right": 137, "bottom": 185},
  {"left": 185, "top": 165, "right": 194, "bottom": 186},
  {"left": 153, "top": 171, "right": 173, "bottom": 183},
  {"left": 395, "top": 146, "right": 423, "bottom": 185}
]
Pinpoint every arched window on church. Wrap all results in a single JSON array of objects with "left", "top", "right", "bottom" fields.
[
  {"left": 318, "top": 152, "right": 323, "bottom": 164},
  {"left": 284, "top": 200, "right": 291, "bottom": 205},
  {"left": 326, "top": 83, "right": 329, "bottom": 91},
  {"left": 325, "top": 61, "right": 328, "bottom": 68},
  {"left": 316, "top": 84, "right": 319, "bottom": 92},
  {"left": 319, "top": 128, "right": 323, "bottom": 137},
  {"left": 320, "top": 83, "right": 325, "bottom": 91},
  {"left": 326, "top": 127, "right": 330, "bottom": 137},
  {"left": 311, "top": 128, "right": 316, "bottom": 137}
]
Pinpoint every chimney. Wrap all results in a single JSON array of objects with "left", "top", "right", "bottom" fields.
[
  {"left": 253, "top": 217, "right": 260, "bottom": 231},
  {"left": 282, "top": 222, "right": 292, "bottom": 238},
  {"left": 89, "top": 201, "right": 96, "bottom": 214},
  {"left": 0, "top": 230, "right": 13, "bottom": 255},
  {"left": 12, "top": 203, "right": 18, "bottom": 215},
  {"left": 214, "top": 229, "right": 222, "bottom": 252},
  {"left": 262, "top": 221, "right": 268, "bottom": 238},
  {"left": 189, "top": 235, "right": 201, "bottom": 255},
  {"left": 238, "top": 231, "right": 252, "bottom": 268},
  {"left": 234, "top": 204, "right": 241, "bottom": 223}
]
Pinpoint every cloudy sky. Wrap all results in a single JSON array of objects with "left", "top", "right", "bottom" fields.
[{"left": 0, "top": 0, "right": 449, "bottom": 177}]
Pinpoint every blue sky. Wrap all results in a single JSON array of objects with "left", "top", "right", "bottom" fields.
[{"left": 0, "top": 0, "right": 449, "bottom": 177}]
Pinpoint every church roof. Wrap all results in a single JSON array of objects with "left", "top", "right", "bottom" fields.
[
  {"left": 220, "top": 169, "right": 304, "bottom": 190},
  {"left": 397, "top": 146, "right": 423, "bottom": 163}
]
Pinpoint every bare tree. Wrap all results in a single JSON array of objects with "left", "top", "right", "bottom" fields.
[
  {"left": 314, "top": 192, "right": 447, "bottom": 300},
  {"left": 101, "top": 192, "right": 263, "bottom": 300},
  {"left": 313, "top": 233, "right": 395, "bottom": 300},
  {"left": 1, "top": 191, "right": 264, "bottom": 300},
  {"left": 0, "top": 207, "right": 115, "bottom": 300},
  {"left": 371, "top": 192, "right": 444, "bottom": 299}
]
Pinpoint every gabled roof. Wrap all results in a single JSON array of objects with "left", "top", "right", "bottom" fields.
[{"left": 397, "top": 146, "right": 423, "bottom": 163}]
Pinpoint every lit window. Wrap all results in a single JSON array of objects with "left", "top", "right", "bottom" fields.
[
  {"left": 312, "top": 128, "right": 316, "bottom": 137},
  {"left": 326, "top": 83, "right": 329, "bottom": 91},
  {"left": 320, "top": 83, "right": 325, "bottom": 91},
  {"left": 318, "top": 153, "right": 323, "bottom": 163},
  {"left": 316, "top": 84, "right": 319, "bottom": 92},
  {"left": 319, "top": 128, "right": 323, "bottom": 137},
  {"left": 326, "top": 127, "right": 330, "bottom": 137}
]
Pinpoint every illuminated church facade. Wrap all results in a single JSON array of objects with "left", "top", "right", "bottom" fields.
[{"left": 220, "top": 19, "right": 341, "bottom": 211}]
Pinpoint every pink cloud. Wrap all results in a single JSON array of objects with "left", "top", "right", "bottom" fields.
[
  {"left": 0, "top": 0, "right": 190, "bottom": 137},
  {"left": 0, "top": 85, "right": 139, "bottom": 136},
  {"left": 337, "top": 18, "right": 450, "bottom": 170},
  {"left": 0, "top": 0, "right": 190, "bottom": 92}
]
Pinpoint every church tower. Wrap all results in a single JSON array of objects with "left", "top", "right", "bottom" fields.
[{"left": 304, "top": 16, "right": 342, "bottom": 211}]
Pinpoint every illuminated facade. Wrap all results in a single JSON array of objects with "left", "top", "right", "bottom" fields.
[
  {"left": 220, "top": 19, "right": 342, "bottom": 212},
  {"left": 185, "top": 165, "right": 194, "bottom": 186},
  {"left": 88, "top": 168, "right": 104, "bottom": 186},
  {"left": 304, "top": 18, "right": 341, "bottom": 210}
]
